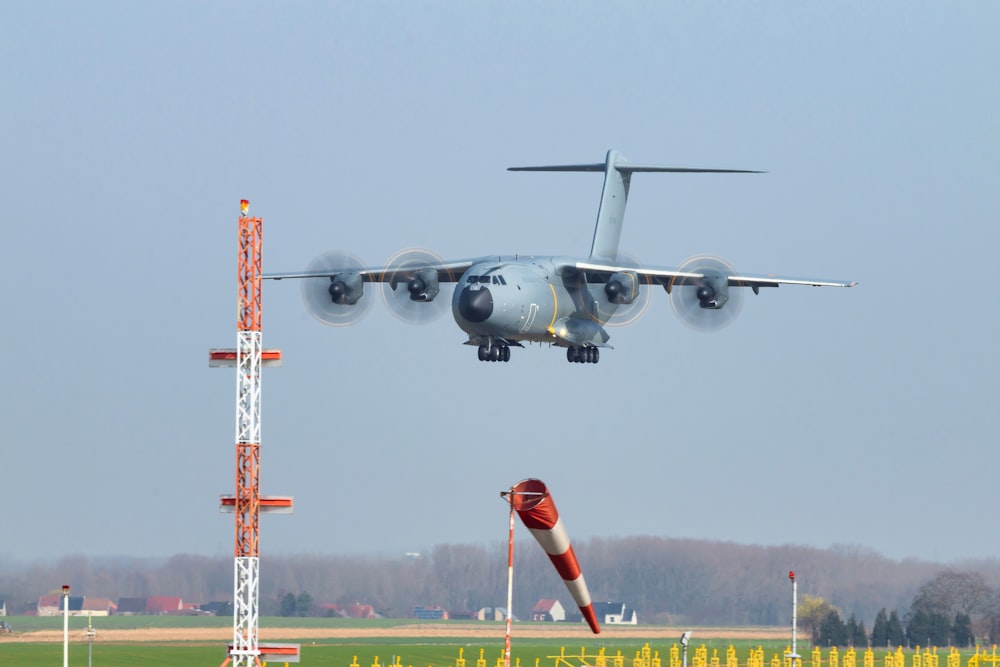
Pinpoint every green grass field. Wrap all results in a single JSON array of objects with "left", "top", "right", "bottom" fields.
[
  {"left": 0, "top": 638, "right": 792, "bottom": 667},
  {"left": 0, "top": 618, "right": 984, "bottom": 667}
]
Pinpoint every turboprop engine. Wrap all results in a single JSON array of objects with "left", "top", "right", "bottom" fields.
[
  {"left": 603, "top": 270, "right": 641, "bottom": 304},
  {"left": 400, "top": 268, "right": 440, "bottom": 302},
  {"left": 328, "top": 272, "right": 364, "bottom": 305},
  {"left": 668, "top": 256, "right": 744, "bottom": 332},
  {"left": 695, "top": 272, "right": 729, "bottom": 309}
]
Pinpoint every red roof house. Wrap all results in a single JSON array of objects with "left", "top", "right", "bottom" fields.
[
  {"left": 532, "top": 599, "right": 565, "bottom": 622},
  {"left": 146, "top": 596, "right": 183, "bottom": 614}
]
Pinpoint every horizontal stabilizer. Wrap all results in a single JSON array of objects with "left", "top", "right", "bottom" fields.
[
  {"left": 509, "top": 164, "right": 763, "bottom": 174},
  {"left": 510, "top": 150, "right": 763, "bottom": 260}
]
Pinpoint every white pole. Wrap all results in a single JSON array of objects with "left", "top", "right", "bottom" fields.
[
  {"left": 62, "top": 585, "right": 70, "bottom": 667},
  {"left": 87, "top": 612, "right": 95, "bottom": 667},
  {"left": 503, "top": 489, "right": 515, "bottom": 667},
  {"left": 790, "top": 571, "right": 799, "bottom": 667}
]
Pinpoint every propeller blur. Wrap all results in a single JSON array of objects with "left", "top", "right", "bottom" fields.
[{"left": 265, "top": 149, "right": 856, "bottom": 364}]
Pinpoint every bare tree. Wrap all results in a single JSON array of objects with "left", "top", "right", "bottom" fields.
[
  {"left": 910, "top": 570, "right": 996, "bottom": 642},
  {"left": 911, "top": 570, "right": 992, "bottom": 617}
]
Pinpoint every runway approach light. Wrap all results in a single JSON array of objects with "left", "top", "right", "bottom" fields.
[{"left": 787, "top": 569, "right": 800, "bottom": 667}]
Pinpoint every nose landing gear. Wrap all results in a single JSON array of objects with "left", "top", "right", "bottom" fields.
[{"left": 566, "top": 346, "right": 599, "bottom": 364}]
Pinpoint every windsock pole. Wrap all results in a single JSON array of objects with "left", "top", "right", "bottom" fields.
[
  {"left": 499, "top": 482, "right": 552, "bottom": 667},
  {"left": 509, "top": 478, "right": 600, "bottom": 634}
]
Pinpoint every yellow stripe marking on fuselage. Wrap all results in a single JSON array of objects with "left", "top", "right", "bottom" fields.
[{"left": 546, "top": 282, "right": 559, "bottom": 334}]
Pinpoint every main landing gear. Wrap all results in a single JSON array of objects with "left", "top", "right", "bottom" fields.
[
  {"left": 567, "top": 346, "right": 600, "bottom": 364},
  {"left": 478, "top": 343, "right": 511, "bottom": 362}
]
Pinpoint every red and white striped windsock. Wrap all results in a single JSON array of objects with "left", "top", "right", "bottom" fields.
[{"left": 510, "top": 478, "right": 600, "bottom": 634}]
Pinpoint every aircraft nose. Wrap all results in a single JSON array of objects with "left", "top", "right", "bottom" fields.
[{"left": 458, "top": 286, "right": 493, "bottom": 322}]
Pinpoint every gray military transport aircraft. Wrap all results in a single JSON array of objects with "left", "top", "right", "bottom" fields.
[{"left": 266, "top": 149, "right": 856, "bottom": 364}]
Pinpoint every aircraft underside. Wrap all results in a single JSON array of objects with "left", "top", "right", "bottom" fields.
[{"left": 464, "top": 333, "right": 603, "bottom": 365}]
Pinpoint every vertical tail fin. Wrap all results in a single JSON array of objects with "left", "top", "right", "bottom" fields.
[
  {"left": 508, "top": 150, "right": 762, "bottom": 261},
  {"left": 589, "top": 150, "right": 630, "bottom": 260},
  {"left": 508, "top": 149, "right": 628, "bottom": 261}
]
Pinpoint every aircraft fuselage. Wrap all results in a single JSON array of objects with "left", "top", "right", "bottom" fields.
[{"left": 452, "top": 256, "right": 616, "bottom": 348}]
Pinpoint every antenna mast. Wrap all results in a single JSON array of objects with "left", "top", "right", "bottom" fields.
[
  {"left": 212, "top": 200, "right": 298, "bottom": 666},
  {"left": 232, "top": 200, "right": 263, "bottom": 667}
]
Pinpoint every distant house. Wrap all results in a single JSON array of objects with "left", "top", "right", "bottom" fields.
[
  {"left": 37, "top": 595, "right": 59, "bottom": 616},
  {"left": 345, "top": 604, "right": 378, "bottom": 619},
  {"left": 476, "top": 607, "right": 507, "bottom": 621},
  {"left": 413, "top": 605, "right": 448, "bottom": 620},
  {"left": 592, "top": 601, "right": 637, "bottom": 625},
  {"left": 38, "top": 595, "right": 59, "bottom": 616},
  {"left": 146, "top": 596, "right": 183, "bottom": 614},
  {"left": 81, "top": 598, "right": 117, "bottom": 617},
  {"left": 116, "top": 598, "right": 148, "bottom": 615},
  {"left": 38, "top": 595, "right": 85, "bottom": 616},
  {"left": 532, "top": 599, "right": 565, "bottom": 622}
]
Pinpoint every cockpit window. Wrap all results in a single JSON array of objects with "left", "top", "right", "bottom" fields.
[{"left": 466, "top": 275, "right": 507, "bottom": 285}]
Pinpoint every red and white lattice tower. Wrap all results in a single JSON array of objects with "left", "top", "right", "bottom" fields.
[
  {"left": 210, "top": 200, "right": 297, "bottom": 667},
  {"left": 232, "top": 199, "right": 263, "bottom": 667}
]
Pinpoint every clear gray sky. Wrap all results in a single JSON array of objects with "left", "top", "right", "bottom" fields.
[{"left": 2, "top": 2, "right": 998, "bottom": 567}]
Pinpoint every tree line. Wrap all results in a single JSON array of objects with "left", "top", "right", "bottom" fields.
[
  {"left": 2, "top": 537, "right": 999, "bottom": 643},
  {"left": 796, "top": 570, "right": 999, "bottom": 647}
]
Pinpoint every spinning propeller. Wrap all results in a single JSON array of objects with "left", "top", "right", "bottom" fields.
[
  {"left": 669, "top": 255, "right": 743, "bottom": 332},
  {"left": 381, "top": 248, "right": 454, "bottom": 325},
  {"left": 605, "top": 251, "right": 653, "bottom": 327},
  {"left": 300, "top": 251, "right": 372, "bottom": 327}
]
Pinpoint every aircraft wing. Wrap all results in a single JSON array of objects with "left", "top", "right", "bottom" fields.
[
  {"left": 264, "top": 259, "right": 477, "bottom": 283},
  {"left": 571, "top": 260, "right": 857, "bottom": 290}
]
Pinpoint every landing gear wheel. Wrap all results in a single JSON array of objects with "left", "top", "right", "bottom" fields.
[
  {"left": 566, "top": 346, "right": 600, "bottom": 363},
  {"left": 478, "top": 341, "right": 512, "bottom": 363}
]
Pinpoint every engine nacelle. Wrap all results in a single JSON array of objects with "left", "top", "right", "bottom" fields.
[
  {"left": 604, "top": 271, "right": 641, "bottom": 304},
  {"left": 328, "top": 272, "right": 364, "bottom": 305},
  {"left": 405, "top": 268, "right": 440, "bottom": 302},
  {"left": 696, "top": 273, "right": 729, "bottom": 309}
]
